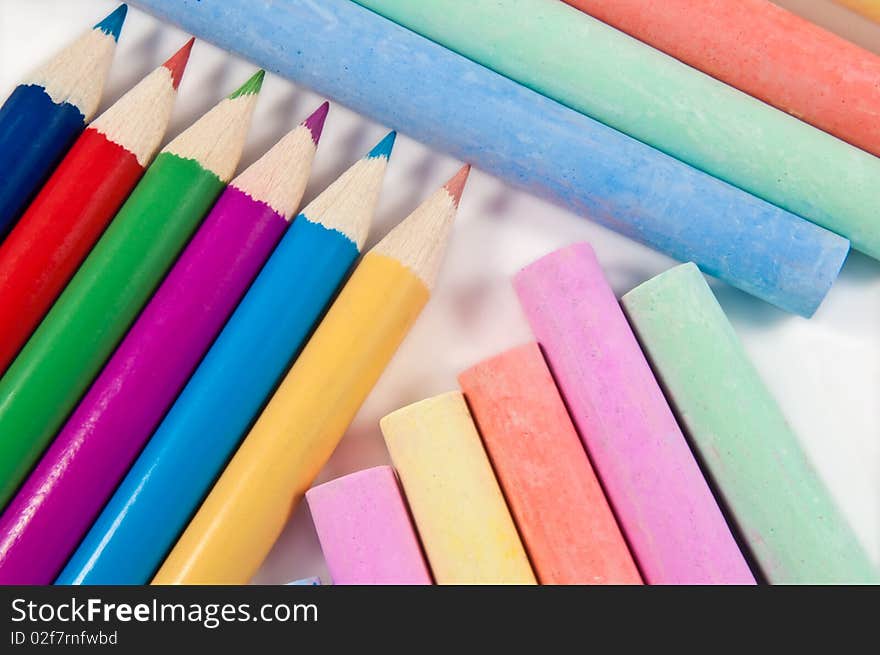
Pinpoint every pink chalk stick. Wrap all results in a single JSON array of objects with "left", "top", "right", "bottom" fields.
[
  {"left": 513, "top": 243, "right": 754, "bottom": 585},
  {"left": 306, "top": 466, "right": 432, "bottom": 585}
]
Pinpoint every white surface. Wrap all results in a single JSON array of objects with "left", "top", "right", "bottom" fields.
[{"left": 1, "top": 0, "right": 877, "bottom": 585}]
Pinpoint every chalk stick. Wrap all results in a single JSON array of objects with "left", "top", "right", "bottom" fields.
[
  {"left": 306, "top": 466, "right": 432, "bottom": 585},
  {"left": 130, "top": 0, "right": 849, "bottom": 317},
  {"left": 621, "top": 263, "right": 880, "bottom": 584},
  {"left": 458, "top": 343, "right": 641, "bottom": 585},
  {"left": 557, "top": 0, "right": 880, "bottom": 163},
  {"left": 381, "top": 392, "right": 536, "bottom": 585},
  {"left": 356, "top": 0, "right": 880, "bottom": 260},
  {"left": 514, "top": 243, "right": 754, "bottom": 584}
]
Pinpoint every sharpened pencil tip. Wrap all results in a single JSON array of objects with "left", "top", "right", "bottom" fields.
[
  {"left": 444, "top": 164, "right": 471, "bottom": 206},
  {"left": 367, "top": 131, "right": 396, "bottom": 160},
  {"left": 303, "top": 101, "right": 330, "bottom": 144},
  {"left": 229, "top": 70, "right": 265, "bottom": 99},
  {"left": 163, "top": 38, "right": 195, "bottom": 90},
  {"left": 95, "top": 4, "right": 127, "bottom": 41}
]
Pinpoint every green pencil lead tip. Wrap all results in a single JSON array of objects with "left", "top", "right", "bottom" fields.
[{"left": 229, "top": 70, "right": 265, "bottom": 99}]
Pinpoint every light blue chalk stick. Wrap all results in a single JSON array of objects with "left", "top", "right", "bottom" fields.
[{"left": 129, "top": 0, "right": 850, "bottom": 316}]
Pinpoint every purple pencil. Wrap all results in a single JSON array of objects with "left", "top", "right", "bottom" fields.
[{"left": 0, "top": 102, "right": 329, "bottom": 584}]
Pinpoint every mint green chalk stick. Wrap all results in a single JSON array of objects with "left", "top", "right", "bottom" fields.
[
  {"left": 621, "top": 263, "right": 878, "bottom": 584},
  {"left": 354, "top": 0, "right": 880, "bottom": 259}
]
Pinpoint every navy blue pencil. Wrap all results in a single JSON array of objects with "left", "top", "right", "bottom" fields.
[{"left": 0, "top": 5, "right": 126, "bottom": 237}]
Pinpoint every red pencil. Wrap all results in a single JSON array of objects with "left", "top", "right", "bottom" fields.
[{"left": 0, "top": 39, "right": 193, "bottom": 374}]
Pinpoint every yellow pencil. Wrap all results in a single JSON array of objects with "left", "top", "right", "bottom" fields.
[
  {"left": 152, "top": 164, "right": 471, "bottom": 584},
  {"left": 381, "top": 391, "right": 536, "bottom": 585},
  {"left": 835, "top": 0, "right": 880, "bottom": 23}
]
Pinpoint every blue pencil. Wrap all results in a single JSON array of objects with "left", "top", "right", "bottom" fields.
[
  {"left": 0, "top": 5, "right": 126, "bottom": 237},
  {"left": 56, "top": 132, "right": 396, "bottom": 585}
]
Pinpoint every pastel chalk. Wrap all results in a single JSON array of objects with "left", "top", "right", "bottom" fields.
[
  {"left": 353, "top": 0, "right": 880, "bottom": 256},
  {"left": 562, "top": 0, "right": 880, "bottom": 159},
  {"left": 514, "top": 243, "right": 754, "bottom": 585},
  {"left": 306, "top": 466, "right": 432, "bottom": 585},
  {"left": 459, "top": 343, "right": 641, "bottom": 585},
  {"left": 621, "top": 263, "right": 880, "bottom": 584},
  {"left": 381, "top": 392, "right": 536, "bottom": 585},
  {"left": 129, "top": 0, "right": 849, "bottom": 317}
]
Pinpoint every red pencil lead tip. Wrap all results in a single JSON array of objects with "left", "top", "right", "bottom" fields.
[
  {"left": 444, "top": 164, "right": 471, "bottom": 206},
  {"left": 163, "top": 38, "right": 195, "bottom": 90},
  {"left": 303, "top": 101, "right": 330, "bottom": 145}
]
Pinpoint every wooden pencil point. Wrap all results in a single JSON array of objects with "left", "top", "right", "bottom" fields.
[
  {"left": 231, "top": 109, "right": 322, "bottom": 219},
  {"left": 303, "top": 101, "right": 330, "bottom": 145},
  {"left": 229, "top": 70, "right": 265, "bottom": 98},
  {"left": 90, "top": 47, "right": 183, "bottom": 167},
  {"left": 443, "top": 164, "right": 470, "bottom": 207},
  {"left": 371, "top": 171, "right": 468, "bottom": 290},
  {"left": 163, "top": 38, "right": 195, "bottom": 90},
  {"left": 367, "top": 131, "right": 396, "bottom": 159},
  {"left": 94, "top": 5, "right": 127, "bottom": 42},
  {"left": 162, "top": 74, "right": 262, "bottom": 183},
  {"left": 299, "top": 134, "right": 395, "bottom": 248}
]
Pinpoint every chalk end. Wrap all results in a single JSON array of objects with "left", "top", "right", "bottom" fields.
[
  {"left": 95, "top": 4, "right": 127, "bottom": 41},
  {"left": 367, "top": 131, "right": 396, "bottom": 160},
  {"left": 303, "top": 101, "right": 330, "bottom": 144},
  {"left": 163, "top": 38, "right": 195, "bottom": 90}
]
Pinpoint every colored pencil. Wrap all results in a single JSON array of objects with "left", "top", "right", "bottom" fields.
[
  {"left": 0, "top": 5, "right": 125, "bottom": 237},
  {"left": 459, "top": 343, "right": 641, "bottom": 585},
  {"left": 381, "top": 392, "right": 536, "bottom": 585},
  {"left": 514, "top": 243, "right": 754, "bottom": 584},
  {"left": 306, "top": 466, "right": 432, "bottom": 585},
  {"left": 152, "top": 165, "right": 470, "bottom": 585},
  {"left": 622, "top": 263, "right": 880, "bottom": 584},
  {"left": 357, "top": 0, "right": 880, "bottom": 261},
  {"left": 286, "top": 577, "right": 321, "bottom": 586},
  {"left": 0, "top": 71, "right": 262, "bottom": 508},
  {"left": 563, "top": 0, "right": 880, "bottom": 159},
  {"left": 0, "top": 39, "right": 193, "bottom": 376},
  {"left": 58, "top": 132, "right": 394, "bottom": 586},
  {"left": 835, "top": 0, "right": 880, "bottom": 23},
  {"left": 130, "top": 0, "right": 848, "bottom": 317},
  {"left": 0, "top": 101, "right": 321, "bottom": 585}
]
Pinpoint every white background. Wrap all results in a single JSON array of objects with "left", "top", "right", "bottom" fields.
[{"left": 1, "top": 0, "right": 877, "bottom": 584}]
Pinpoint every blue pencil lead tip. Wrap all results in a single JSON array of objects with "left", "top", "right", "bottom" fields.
[
  {"left": 95, "top": 4, "right": 128, "bottom": 41},
  {"left": 367, "top": 131, "right": 396, "bottom": 160}
]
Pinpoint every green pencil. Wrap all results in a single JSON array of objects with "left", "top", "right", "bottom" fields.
[{"left": 0, "top": 71, "right": 264, "bottom": 506}]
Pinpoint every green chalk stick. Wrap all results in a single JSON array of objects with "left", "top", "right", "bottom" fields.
[
  {"left": 621, "top": 263, "right": 879, "bottom": 584},
  {"left": 354, "top": 0, "right": 880, "bottom": 258}
]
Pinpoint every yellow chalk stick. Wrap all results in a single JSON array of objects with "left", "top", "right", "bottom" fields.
[{"left": 381, "top": 391, "right": 536, "bottom": 585}]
